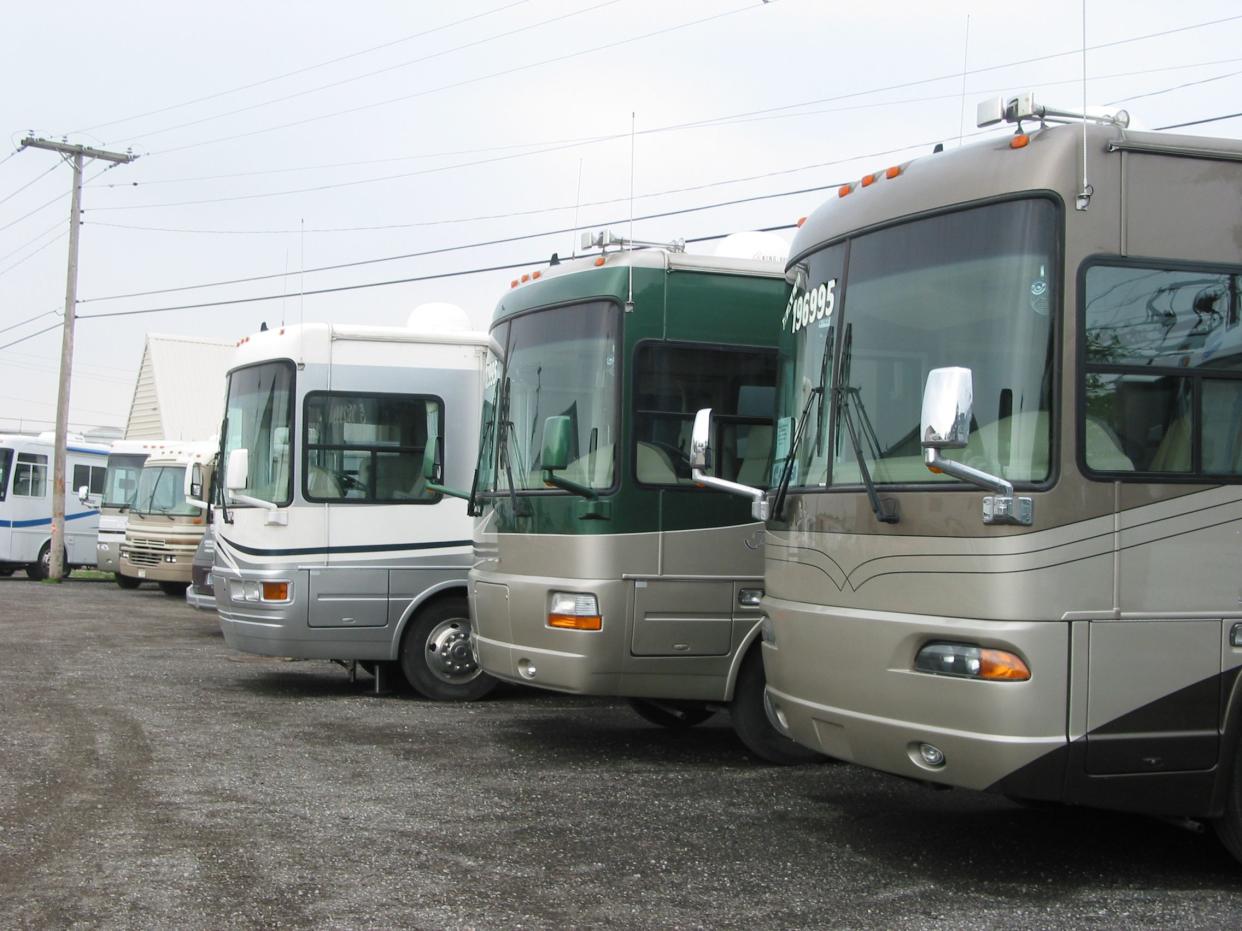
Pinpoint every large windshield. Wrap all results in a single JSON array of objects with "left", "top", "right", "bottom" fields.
[
  {"left": 0, "top": 447, "right": 10, "bottom": 501},
  {"left": 483, "top": 301, "right": 620, "bottom": 494},
  {"left": 778, "top": 198, "right": 1057, "bottom": 489},
  {"left": 132, "top": 465, "right": 199, "bottom": 517},
  {"left": 222, "top": 361, "right": 295, "bottom": 504},
  {"left": 102, "top": 453, "right": 147, "bottom": 508}
]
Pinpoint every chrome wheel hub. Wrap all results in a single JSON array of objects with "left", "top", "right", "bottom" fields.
[{"left": 425, "top": 618, "right": 480, "bottom": 684}]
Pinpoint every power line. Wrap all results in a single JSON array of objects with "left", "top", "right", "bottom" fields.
[
  {"left": 112, "top": 0, "right": 626, "bottom": 146},
  {"left": 76, "top": 225, "right": 798, "bottom": 324},
  {"left": 0, "top": 230, "right": 68, "bottom": 280},
  {"left": 0, "top": 163, "right": 60, "bottom": 207},
  {"left": 0, "top": 322, "right": 63, "bottom": 352},
  {"left": 0, "top": 163, "right": 123, "bottom": 234},
  {"left": 70, "top": 0, "right": 534, "bottom": 135},
  {"left": 1155, "top": 110, "right": 1242, "bottom": 131},
  {"left": 0, "top": 308, "right": 60, "bottom": 337},
  {"left": 78, "top": 171, "right": 885, "bottom": 305},
  {"left": 0, "top": 219, "right": 64, "bottom": 263}
]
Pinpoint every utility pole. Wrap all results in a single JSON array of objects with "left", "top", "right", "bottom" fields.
[{"left": 19, "top": 138, "right": 135, "bottom": 581}]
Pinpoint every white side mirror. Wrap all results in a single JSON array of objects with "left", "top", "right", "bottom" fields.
[
  {"left": 226, "top": 448, "right": 249, "bottom": 492},
  {"left": 184, "top": 461, "right": 207, "bottom": 511}
]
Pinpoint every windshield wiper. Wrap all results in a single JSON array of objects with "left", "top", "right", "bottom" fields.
[
  {"left": 466, "top": 417, "right": 494, "bottom": 517},
  {"left": 495, "top": 379, "right": 529, "bottom": 519},
  {"left": 771, "top": 325, "right": 833, "bottom": 521},
  {"left": 836, "top": 323, "right": 898, "bottom": 524}
]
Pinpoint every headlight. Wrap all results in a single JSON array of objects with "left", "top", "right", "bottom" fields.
[
  {"left": 913, "top": 641, "right": 1030, "bottom": 681},
  {"left": 547, "top": 592, "right": 602, "bottom": 631}
]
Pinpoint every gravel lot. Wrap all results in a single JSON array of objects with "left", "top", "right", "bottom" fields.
[{"left": 1, "top": 575, "right": 1240, "bottom": 930}]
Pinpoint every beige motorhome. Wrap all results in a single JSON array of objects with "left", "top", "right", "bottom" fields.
[{"left": 118, "top": 441, "right": 216, "bottom": 596}]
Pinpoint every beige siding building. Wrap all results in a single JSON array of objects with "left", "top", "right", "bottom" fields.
[{"left": 124, "top": 334, "right": 233, "bottom": 440}]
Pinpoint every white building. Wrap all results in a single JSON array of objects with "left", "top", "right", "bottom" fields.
[{"left": 124, "top": 334, "right": 233, "bottom": 440}]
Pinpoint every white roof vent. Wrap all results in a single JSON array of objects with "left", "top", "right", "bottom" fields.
[
  {"left": 407, "top": 302, "right": 471, "bottom": 333},
  {"left": 712, "top": 231, "right": 789, "bottom": 263}
]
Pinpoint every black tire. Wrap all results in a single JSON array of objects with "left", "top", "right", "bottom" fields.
[
  {"left": 27, "top": 543, "right": 66, "bottom": 582},
  {"left": 115, "top": 573, "right": 141, "bottom": 590},
  {"left": 398, "top": 596, "right": 496, "bottom": 702},
  {"left": 1215, "top": 740, "right": 1242, "bottom": 863},
  {"left": 159, "top": 580, "right": 189, "bottom": 597},
  {"left": 629, "top": 698, "right": 716, "bottom": 729},
  {"left": 0, "top": 568, "right": 14, "bottom": 577},
  {"left": 730, "top": 647, "right": 825, "bottom": 765}
]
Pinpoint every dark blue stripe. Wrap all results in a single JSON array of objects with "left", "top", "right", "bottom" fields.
[{"left": 0, "top": 509, "right": 99, "bottom": 529}]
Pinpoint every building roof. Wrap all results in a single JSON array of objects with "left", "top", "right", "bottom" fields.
[{"left": 124, "top": 334, "right": 233, "bottom": 441}]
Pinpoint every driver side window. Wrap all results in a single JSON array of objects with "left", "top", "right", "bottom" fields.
[{"left": 632, "top": 342, "right": 777, "bottom": 487}]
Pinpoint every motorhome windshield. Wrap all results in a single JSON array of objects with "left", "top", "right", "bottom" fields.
[
  {"left": 0, "top": 447, "right": 11, "bottom": 501},
  {"left": 102, "top": 453, "right": 146, "bottom": 509},
  {"left": 132, "top": 465, "right": 199, "bottom": 517},
  {"left": 482, "top": 301, "right": 620, "bottom": 494},
  {"left": 779, "top": 197, "right": 1057, "bottom": 489},
  {"left": 222, "top": 361, "right": 295, "bottom": 504}
]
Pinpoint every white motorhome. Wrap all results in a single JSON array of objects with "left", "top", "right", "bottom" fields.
[
  {"left": 93, "top": 439, "right": 160, "bottom": 578},
  {"left": 0, "top": 432, "right": 108, "bottom": 580},
  {"left": 118, "top": 440, "right": 216, "bottom": 595},
  {"left": 213, "top": 308, "right": 493, "bottom": 700}
]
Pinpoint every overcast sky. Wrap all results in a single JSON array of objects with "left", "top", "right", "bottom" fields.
[{"left": 3, "top": 0, "right": 1241, "bottom": 435}]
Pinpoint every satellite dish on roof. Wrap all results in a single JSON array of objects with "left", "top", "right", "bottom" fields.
[
  {"left": 712, "top": 231, "right": 790, "bottom": 263},
  {"left": 407, "top": 302, "right": 471, "bottom": 333}
]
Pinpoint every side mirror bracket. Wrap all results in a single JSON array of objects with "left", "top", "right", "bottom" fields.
[{"left": 690, "top": 408, "right": 769, "bottom": 521}]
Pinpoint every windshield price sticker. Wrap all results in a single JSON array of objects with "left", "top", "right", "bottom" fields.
[
  {"left": 484, "top": 357, "right": 501, "bottom": 389},
  {"left": 774, "top": 416, "right": 793, "bottom": 460},
  {"left": 785, "top": 278, "right": 837, "bottom": 334}
]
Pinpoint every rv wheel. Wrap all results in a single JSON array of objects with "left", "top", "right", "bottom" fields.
[
  {"left": 115, "top": 573, "right": 141, "bottom": 589},
  {"left": 0, "top": 568, "right": 13, "bottom": 577},
  {"left": 628, "top": 698, "right": 715, "bottom": 729},
  {"left": 400, "top": 597, "right": 497, "bottom": 702},
  {"left": 730, "top": 647, "right": 825, "bottom": 765},
  {"left": 27, "top": 543, "right": 66, "bottom": 581}
]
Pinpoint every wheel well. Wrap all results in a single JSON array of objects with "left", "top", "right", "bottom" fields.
[
  {"left": 392, "top": 583, "right": 470, "bottom": 655},
  {"left": 1208, "top": 665, "right": 1242, "bottom": 818},
  {"left": 722, "top": 623, "right": 764, "bottom": 702}
]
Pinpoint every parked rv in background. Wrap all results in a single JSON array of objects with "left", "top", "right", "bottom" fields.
[
  {"left": 213, "top": 307, "right": 493, "bottom": 700},
  {"left": 0, "top": 432, "right": 108, "bottom": 580},
  {"left": 93, "top": 439, "right": 157, "bottom": 577},
  {"left": 117, "top": 441, "right": 216, "bottom": 596},
  {"left": 467, "top": 234, "right": 820, "bottom": 763}
]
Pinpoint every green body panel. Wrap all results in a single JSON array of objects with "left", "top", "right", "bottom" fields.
[{"left": 484, "top": 260, "right": 785, "bottom": 536}]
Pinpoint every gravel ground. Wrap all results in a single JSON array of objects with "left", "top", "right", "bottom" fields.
[{"left": 1, "top": 575, "right": 1240, "bottom": 930}]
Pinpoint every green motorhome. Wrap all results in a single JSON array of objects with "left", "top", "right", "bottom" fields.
[
  {"left": 695, "top": 94, "right": 1242, "bottom": 860},
  {"left": 466, "top": 235, "right": 820, "bottom": 762}
]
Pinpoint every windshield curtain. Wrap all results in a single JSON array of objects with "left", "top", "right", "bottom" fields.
[
  {"left": 133, "top": 465, "right": 199, "bottom": 516},
  {"left": 0, "top": 447, "right": 10, "bottom": 501},
  {"left": 484, "top": 301, "right": 620, "bottom": 494},
  {"left": 222, "top": 361, "right": 295, "bottom": 504},
  {"left": 102, "top": 453, "right": 147, "bottom": 508},
  {"left": 780, "top": 197, "right": 1057, "bottom": 489}
]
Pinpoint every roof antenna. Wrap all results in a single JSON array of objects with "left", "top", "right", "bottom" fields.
[
  {"left": 958, "top": 14, "right": 970, "bottom": 148},
  {"left": 1077, "top": 0, "right": 1093, "bottom": 211},
  {"left": 571, "top": 158, "right": 584, "bottom": 258},
  {"left": 625, "top": 112, "right": 636, "bottom": 313}
]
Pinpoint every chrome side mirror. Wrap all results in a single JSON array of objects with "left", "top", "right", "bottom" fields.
[
  {"left": 920, "top": 367, "right": 973, "bottom": 450},
  {"left": 920, "top": 367, "right": 1033, "bottom": 526},
  {"left": 690, "top": 407, "right": 768, "bottom": 521},
  {"left": 184, "top": 461, "right": 207, "bottom": 511}
]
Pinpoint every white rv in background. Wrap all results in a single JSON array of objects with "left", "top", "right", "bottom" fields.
[
  {"left": 93, "top": 439, "right": 159, "bottom": 578},
  {"left": 213, "top": 307, "right": 494, "bottom": 700},
  {"left": 0, "top": 432, "right": 108, "bottom": 580}
]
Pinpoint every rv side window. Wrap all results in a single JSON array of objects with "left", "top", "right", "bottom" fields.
[
  {"left": 303, "top": 392, "right": 444, "bottom": 504},
  {"left": 632, "top": 342, "right": 778, "bottom": 487},
  {"left": 1083, "top": 262, "right": 1242, "bottom": 478},
  {"left": 14, "top": 452, "right": 48, "bottom": 498},
  {"left": 72, "top": 464, "right": 107, "bottom": 496},
  {"left": 0, "top": 448, "right": 11, "bottom": 501}
]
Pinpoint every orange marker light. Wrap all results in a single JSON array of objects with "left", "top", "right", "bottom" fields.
[
  {"left": 838, "top": 184, "right": 853, "bottom": 198},
  {"left": 532, "top": 270, "right": 542, "bottom": 280},
  {"left": 521, "top": 273, "right": 530, "bottom": 283},
  {"left": 594, "top": 256, "right": 606, "bottom": 267},
  {"left": 548, "top": 613, "right": 603, "bottom": 631},
  {"left": 511, "top": 280, "right": 519, "bottom": 288},
  {"left": 979, "top": 648, "right": 1031, "bottom": 681},
  {"left": 861, "top": 173, "right": 876, "bottom": 187},
  {"left": 885, "top": 165, "right": 902, "bottom": 179},
  {"left": 796, "top": 216, "right": 807, "bottom": 228},
  {"left": 262, "top": 581, "right": 290, "bottom": 602},
  {"left": 1010, "top": 133, "right": 1030, "bottom": 149}
]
